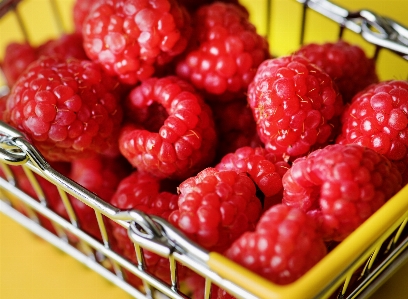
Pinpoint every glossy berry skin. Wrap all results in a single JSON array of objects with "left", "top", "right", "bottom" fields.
[
  {"left": 67, "top": 155, "right": 131, "bottom": 240},
  {"left": 2, "top": 42, "right": 37, "bottom": 86},
  {"left": 4, "top": 56, "right": 123, "bottom": 162},
  {"left": 175, "top": 2, "right": 270, "bottom": 101},
  {"left": 224, "top": 204, "right": 327, "bottom": 285},
  {"left": 109, "top": 171, "right": 179, "bottom": 285},
  {"left": 169, "top": 168, "right": 262, "bottom": 253},
  {"left": 296, "top": 41, "right": 378, "bottom": 103},
  {"left": 282, "top": 144, "right": 402, "bottom": 241},
  {"left": 119, "top": 76, "right": 217, "bottom": 180},
  {"left": 336, "top": 80, "right": 408, "bottom": 184},
  {"left": 216, "top": 146, "right": 290, "bottom": 210},
  {"left": 247, "top": 55, "right": 344, "bottom": 160},
  {"left": 72, "top": 0, "right": 101, "bottom": 33},
  {"left": 82, "top": 0, "right": 192, "bottom": 85}
]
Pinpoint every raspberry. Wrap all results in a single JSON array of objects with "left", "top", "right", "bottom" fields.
[
  {"left": 175, "top": 2, "right": 270, "bottom": 101},
  {"left": 223, "top": 204, "right": 327, "bottom": 286},
  {"left": 282, "top": 144, "right": 402, "bottom": 241},
  {"left": 109, "top": 171, "right": 179, "bottom": 285},
  {"left": 67, "top": 155, "right": 131, "bottom": 239},
  {"left": 3, "top": 56, "right": 124, "bottom": 162},
  {"left": 296, "top": 41, "right": 378, "bottom": 103},
  {"left": 119, "top": 76, "right": 217, "bottom": 180},
  {"left": 216, "top": 146, "right": 290, "bottom": 210},
  {"left": 177, "top": 0, "right": 244, "bottom": 13},
  {"left": 247, "top": 55, "right": 344, "bottom": 160},
  {"left": 37, "top": 33, "right": 88, "bottom": 61},
  {"left": 82, "top": 0, "right": 192, "bottom": 85},
  {"left": 72, "top": 0, "right": 101, "bottom": 33},
  {"left": 336, "top": 80, "right": 408, "bottom": 185},
  {"left": 1, "top": 42, "right": 37, "bottom": 86},
  {"left": 210, "top": 98, "right": 261, "bottom": 159},
  {"left": 168, "top": 168, "right": 262, "bottom": 253}
]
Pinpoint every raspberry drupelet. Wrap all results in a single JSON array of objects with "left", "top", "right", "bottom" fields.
[
  {"left": 216, "top": 146, "right": 290, "bottom": 210},
  {"left": 3, "top": 56, "right": 124, "bottom": 162},
  {"left": 336, "top": 80, "right": 408, "bottom": 185},
  {"left": 247, "top": 55, "right": 344, "bottom": 160},
  {"left": 169, "top": 167, "right": 262, "bottom": 253},
  {"left": 296, "top": 41, "right": 378, "bottom": 103},
  {"left": 119, "top": 76, "right": 217, "bottom": 180},
  {"left": 282, "top": 144, "right": 402, "bottom": 242},
  {"left": 109, "top": 170, "right": 180, "bottom": 285},
  {"left": 224, "top": 204, "right": 327, "bottom": 286},
  {"left": 82, "top": 0, "right": 192, "bottom": 85},
  {"left": 175, "top": 2, "right": 270, "bottom": 101},
  {"left": 37, "top": 33, "right": 89, "bottom": 61}
]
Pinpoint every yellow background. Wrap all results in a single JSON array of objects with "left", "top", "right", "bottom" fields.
[{"left": 0, "top": 0, "right": 408, "bottom": 298}]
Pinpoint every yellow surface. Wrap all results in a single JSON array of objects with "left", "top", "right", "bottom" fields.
[{"left": 1, "top": 0, "right": 408, "bottom": 299}]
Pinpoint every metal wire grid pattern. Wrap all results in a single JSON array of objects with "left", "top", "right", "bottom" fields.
[{"left": 0, "top": 0, "right": 407, "bottom": 299}]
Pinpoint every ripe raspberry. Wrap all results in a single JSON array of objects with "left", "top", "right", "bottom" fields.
[
  {"left": 210, "top": 98, "right": 261, "bottom": 159},
  {"left": 216, "top": 146, "right": 290, "bottom": 210},
  {"left": 175, "top": 2, "right": 270, "bottom": 101},
  {"left": 109, "top": 171, "right": 179, "bottom": 285},
  {"left": 1, "top": 42, "right": 37, "bottom": 86},
  {"left": 168, "top": 168, "right": 262, "bottom": 253},
  {"left": 67, "top": 155, "right": 131, "bottom": 239},
  {"left": 82, "top": 0, "right": 192, "bottom": 85},
  {"left": 247, "top": 55, "right": 344, "bottom": 160},
  {"left": 3, "top": 56, "right": 123, "bottom": 162},
  {"left": 336, "top": 80, "right": 408, "bottom": 185},
  {"left": 282, "top": 144, "right": 402, "bottom": 241},
  {"left": 37, "top": 33, "right": 88, "bottom": 61},
  {"left": 223, "top": 204, "right": 327, "bottom": 286},
  {"left": 296, "top": 41, "right": 378, "bottom": 103},
  {"left": 119, "top": 76, "right": 217, "bottom": 180},
  {"left": 72, "top": 0, "right": 101, "bottom": 33}
]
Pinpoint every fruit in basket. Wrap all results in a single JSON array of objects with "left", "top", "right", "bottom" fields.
[
  {"left": 175, "top": 2, "right": 270, "bottom": 101},
  {"left": 336, "top": 80, "right": 408, "bottom": 185},
  {"left": 282, "top": 143, "right": 402, "bottom": 241},
  {"left": 67, "top": 155, "right": 132, "bottom": 240},
  {"left": 247, "top": 55, "right": 344, "bottom": 160},
  {"left": 215, "top": 146, "right": 291, "bottom": 210},
  {"left": 109, "top": 170, "right": 180, "bottom": 285},
  {"left": 210, "top": 98, "right": 261, "bottom": 159},
  {"left": 168, "top": 167, "right": 262, "bottom": 253},
  {"left": 1, "top": 42, "right": 37, "bottom": 86},
  {"left": 119, "top": 76, "right": 217, "bottom": 180},
  {"left": 81, "top": 0, "right": 192, "bottom": 85},
  {"left": 295, "top": 41, "right": 379, "bottom": 103},
  {"left": 3, "top": 55, "right": 124, "bottom": 162},
  {"left": 224, "top": 204, "right": 327, "bottom": 286}
]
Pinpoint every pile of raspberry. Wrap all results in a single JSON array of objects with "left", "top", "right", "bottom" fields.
[{"left": 0, "top": 0, "right": 406, "bottom": 298}]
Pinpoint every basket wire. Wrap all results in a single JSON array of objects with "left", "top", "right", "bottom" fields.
[{"left": 0, "top": 0, "right": 408, "bottom": 299}]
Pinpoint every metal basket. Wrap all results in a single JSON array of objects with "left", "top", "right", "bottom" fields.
[{"left": 0, "top": 0, "right": 408, "bottom": 298}]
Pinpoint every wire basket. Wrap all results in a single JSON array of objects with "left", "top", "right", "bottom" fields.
[{"left": 0, "top": 0, "right": 408, "bottom": 298}]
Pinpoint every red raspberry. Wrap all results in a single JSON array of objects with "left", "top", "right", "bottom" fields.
[
  {"left": 168, "top": 168, "right": 262, "bottom": 253},
  {"left": 247, "top": 55, "right": 344, "bottom": 160},
  {"left": 67, "top": 155, "right": 131, "bottom": 239},
  {"left": 119, "top": 76, "right": 217, "bottom": 180},
  {"left": 177, "top": 0, "right": 244, "bottom": 13},
  {"left": 282, "top": 144, "right": 402, "bottom": 241},
  {"left": 1, "top": 42, "right": 37, "bottom": 86},
  {"left": 216, "top": 146, "right": 290, "bottom": 210},
  {"left": 3, "top": 56, "right": 123, "bottom": 162},
  {"left": 37, "top": 33, "right": 88, "bottom": 61},
  {"left": 210, "top": 99, "right": 261, "bottom": 159},
  {"left": 336, "top": 80, "right": 408, "bottom": 184},
  {"left": 109, "top": 171, "right": 179, "bottom": 285},
  {"left": 72, "top": 0, "right": 101, "bottom": 33},
  {"left": 223, "top": 204, "right": 327, "bottom": 286},
  {"left": 296, "top": 41, "right": 378, "bottom": 103},
  {"left": 82, "top": 0, "right": 192, "bottom": 85},
  {"left": 175, "top": 2, "right": 270, "bottom": 101}
]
